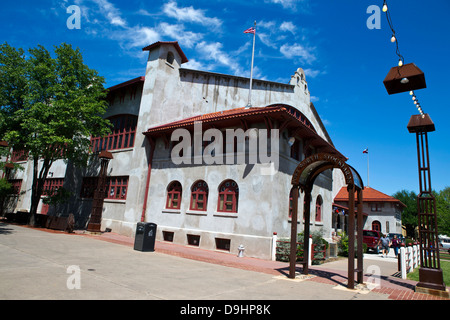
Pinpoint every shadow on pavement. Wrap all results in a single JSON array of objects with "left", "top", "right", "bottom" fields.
[{"left": 0, "top": 222, "right": 15, "bottom": 235}]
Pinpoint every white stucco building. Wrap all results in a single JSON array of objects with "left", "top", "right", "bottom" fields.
[
  {"left": 333, "top": 186, "right": 405, "bottom": 235},
  {"left": 4, "top": 41, "right": 348, "bottom": 260}
]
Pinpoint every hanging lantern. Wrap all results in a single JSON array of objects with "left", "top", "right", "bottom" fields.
[
  {"left": 383, "top": 63, "right": 426, "bottom": 95},
  {"left": 407, "top": 114, "right": 435, "bottom": 133}
]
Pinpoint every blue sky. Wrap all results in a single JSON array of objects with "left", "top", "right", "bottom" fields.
[{"left": 2, "top": 0, "right": 450, "bottom": 196}]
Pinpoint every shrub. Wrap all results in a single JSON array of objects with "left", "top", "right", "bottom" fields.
[{"left": 337, "top": 231, "right": 367, "bottom": 257}]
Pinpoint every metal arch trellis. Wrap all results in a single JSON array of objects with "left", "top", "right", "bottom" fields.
[{"left": 289, "top": 153, "right": 364, "bottom": 290}]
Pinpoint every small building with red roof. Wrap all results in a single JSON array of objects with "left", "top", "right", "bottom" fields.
[{"left": 333, "top": 186, "right": 406, "bottom": 235}]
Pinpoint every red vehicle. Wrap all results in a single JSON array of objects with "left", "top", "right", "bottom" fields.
[{"left": 363, "top": 230, "right": 382, "bottom": 253}]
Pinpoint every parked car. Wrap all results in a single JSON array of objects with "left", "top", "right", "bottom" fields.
[
  {"left": 439, "top": 235, "right": 450, "bottom": 253},
  {"left": 363, "top": 230, "right": 382, "bottom": 253}
]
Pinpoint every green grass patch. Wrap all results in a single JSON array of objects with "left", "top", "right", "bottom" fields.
[{"left": 407, "top": 260, "right": 450, "bottom": 285}]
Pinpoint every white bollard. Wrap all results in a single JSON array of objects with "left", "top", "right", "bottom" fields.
[
  {"left": 413, "top": 245, "right": 419, "bottom": 268},
  {"left": 237, "top": 244, "right": 245, "bottom": 258},
  {"left": 400, "top": 246, "right": 407, "bottom": 279},
  {"left": 308, "top": 236, "right": 313, "bottom": 267},
  {"left": 271, "top": 232, "right": 278, "bottom": 261}
]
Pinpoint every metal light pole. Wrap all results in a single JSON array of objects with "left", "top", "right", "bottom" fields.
[
  {"left": 384, "top": 63, "right": 446, "bottom": 294},
  {"left": 407, "top": 114, "right": 446, "bottom": 293},
  {"left": 86, "top": 150, "right": 113, "bottom": 233}
]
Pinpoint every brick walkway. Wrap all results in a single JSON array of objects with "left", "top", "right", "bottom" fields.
[{"left": 75, "top": 229, "right": 449, "bottom": 301}]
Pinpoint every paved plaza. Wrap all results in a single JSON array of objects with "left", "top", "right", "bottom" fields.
[{"left": 0, "top": 222, "right": 447, "bottom": 304}]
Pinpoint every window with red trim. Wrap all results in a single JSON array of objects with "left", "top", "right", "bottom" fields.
[
  {"left": 106, "top": 176, "right": 128, "bottom": 200},
  {"left": 371, "top": 203, "right": 383, "bottom": 212},
  {"left": 166, "top": 181, "right": 182, "bottom": 209},
  {"left": 11, "top": 149, "right": 29, "bottom": 162},
  {"left": 8, "top": 179, "right": 22, "bottom": 195},
  {"left": 217, "top": 180, "right": 239, "bottom": 213},
  {"left": 290, "top": 139, "right": 301, "bottom": 161},
  {"left": 190, "top": 180, "right": 208, "bottom": 211},
  {"left": 372, "top": 220, "right": 381, "bottom": 231},
  {"left": 42, "top": 178, "right": 65, "bottom": 196},
  {"left": 80, "top": 176, "right": 129, "bottom": 200},
  {"left": 91, "top": 114, "right": 138, "bottom": 152}
]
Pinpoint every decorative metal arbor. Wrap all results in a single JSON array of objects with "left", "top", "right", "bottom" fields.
[
  {"left": 86, "top": 150, "right": 113, "bottom": 233},
  {"left": 289, "top": 153, "right": 364, "bottom": 289}
]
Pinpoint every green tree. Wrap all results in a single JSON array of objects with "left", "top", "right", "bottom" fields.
[
  {"left": 392, "top": 189, "right": 418, "bottom": 238},
  {"left": 0, "top": 42, "right": 111, "bottom": 226},
  {"left": 436, "top": 187, "right": 450, "bottom": 236}
]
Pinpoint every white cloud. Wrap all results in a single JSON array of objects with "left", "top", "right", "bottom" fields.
[
  {"left": 303, "top": 68, "right": 325, "bottom": 78},
  {"left": 136, "top": 9, "right": 152, "bottom": 17},
  {"left": 280, "top": 43, "right": 316, "bottom": 64},
  {"left": 162, "top": 1, "right": 222, "bottom": 29},
  {"left": 91, "top": 0, "right": 127, "bottom": 27},
  {"left": 183, "top": 58, "right": 208, "bottom": 71},
  {"left": 267, "top": 0, "right": 308, "bottom": 10},
  {"left": 196, "top": 41, "right": 244, "bottom": 76},
  {"left": 257, "top": 32, "right": 277, "bottom": 49},
  {"left": 126, "top": 26, "right": 160, "bottom": 48},
  {"left": 158, "top": 22, "right": 203, "bottom": 49},
  {"left": 280, "top": 21, "right": 296, "bottom": 34}
]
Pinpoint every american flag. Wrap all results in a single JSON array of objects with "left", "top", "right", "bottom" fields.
[
  {"left": 244, "top": 27, "right": 255, "bottom": 34},
  {"left": 363, "top": 148, "right": 368, "bottom": 154}
]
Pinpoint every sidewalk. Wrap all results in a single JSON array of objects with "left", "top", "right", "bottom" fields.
[
  {"left": 77, "top": 228, "right": 447, "bottom": 300},
  {"left": 1, "top": 222, "right": 448, "bottom": 300}
]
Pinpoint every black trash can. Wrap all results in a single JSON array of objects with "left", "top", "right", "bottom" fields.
[{"left": 134, "top": 222, "right": 157, "bottom": 252}]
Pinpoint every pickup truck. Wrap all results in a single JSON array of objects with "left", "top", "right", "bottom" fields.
[{"left": 363, "top": 230, "right": 382, "bottom": 253}]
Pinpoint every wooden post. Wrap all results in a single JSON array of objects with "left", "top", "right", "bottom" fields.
[
  {"left": 302, "top": 191, "right": 312, "bottom": 275},
  {"left": 356, "top": 188, "right": 364, "bottom": 284},
  {"left": 289, "top": 186, "right": 299, "bottom": 279},
  {"left": 347, "top": 184, "right": 355, "bottom": 289}
]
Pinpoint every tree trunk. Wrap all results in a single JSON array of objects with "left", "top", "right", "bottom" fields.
[{"left": 28, "top": 157, "right": 51, "bottom": 227}]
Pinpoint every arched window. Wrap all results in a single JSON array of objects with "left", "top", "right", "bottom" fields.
[
  {"left": 166, "top": 181, "right": 182, "bottom": 209},
  {"left": 190, "top": 180, "right": 209, "bottom": 211},
  {"left": 315, "top": 195, "right": 323, "bottom": 222},
  {"left": 372, "top": 220, "right": 381, "bottom": 232},
  {"left": 217, "top": 180, "right": 239, "bottom": 213}
]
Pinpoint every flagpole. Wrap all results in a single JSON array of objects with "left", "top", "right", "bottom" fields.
[
  {"left": 247, "top": 21, "right": 256, "bottom": 108},
  {"left": 367, "top": 151, "right": 370, "bottom": 188}
]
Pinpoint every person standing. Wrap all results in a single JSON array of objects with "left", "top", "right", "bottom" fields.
[
  {"left": 378, "top": 234, "right": 391, "bottom": 257},
  {"left": 391, "top": 235, "right": 400, "bottom": 257}
]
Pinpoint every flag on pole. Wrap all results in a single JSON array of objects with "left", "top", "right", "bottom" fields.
[
  {"left": 244, "top": 27, "right": 256, "bottom": 34},
  {"left": 363, "top": 148, "right": 368, "bottom": 154},
  {"left": 244, "top": 22, "right": 257, "bottom": 108}
]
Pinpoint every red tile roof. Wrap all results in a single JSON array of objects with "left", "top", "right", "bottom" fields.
[
  {"left": 145, "top": 105, "right": 282, "bottom": 133},
  {"left": 107, "top": 76, "right": 145, "bottom": 92},
  {"left": 142, "top": 41, "right": 189, "bottom": 64},
  {"left": 334, "top": 186, "right": 406, "bottom": 207},
  {"left": 143, "top": 104, "right": 345, "bottom": 159}
]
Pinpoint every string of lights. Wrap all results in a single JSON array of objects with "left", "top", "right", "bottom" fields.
[{"left": 382, "top": 0, "right": 424, "bottom": 116}]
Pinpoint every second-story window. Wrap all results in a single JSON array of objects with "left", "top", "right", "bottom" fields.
[{"left": 91, "top": 114, "right": 138, "bottom": 152}]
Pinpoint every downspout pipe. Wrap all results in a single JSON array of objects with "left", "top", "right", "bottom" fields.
[{"left": 141, "top": 136, "right": 155, "bottom": 222}]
